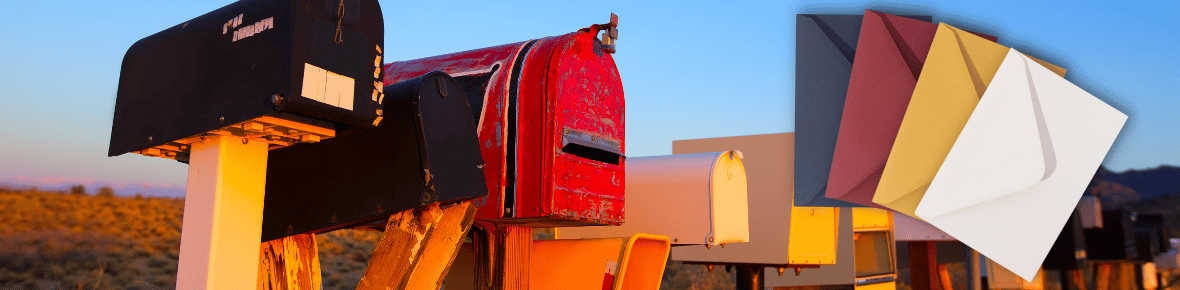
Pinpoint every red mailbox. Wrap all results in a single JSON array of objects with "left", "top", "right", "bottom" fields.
[{"left": 383, "top": 16, "right": 624, "bottom": 226}]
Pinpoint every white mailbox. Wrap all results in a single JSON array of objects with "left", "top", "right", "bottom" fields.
[{"left": 559, "top": 151, "right": 750, "bottom": 246}]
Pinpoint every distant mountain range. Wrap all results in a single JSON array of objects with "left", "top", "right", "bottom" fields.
[{"left": 1088, "top": 165, "right": 1180, "bottom": 209}]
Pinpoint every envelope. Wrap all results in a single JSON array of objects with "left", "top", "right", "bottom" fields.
[
  {"left": 794, "top": 13, "right": 931, "bottom": 207},
  {"left": 872, "top": 23, "right": 1066, "bottom": 217},
  {"left": 915, "top": 49, "right": 1126, "bottom": 280},
  {"left": 825, "top": 10, "right": 997, "bottom": 208}
]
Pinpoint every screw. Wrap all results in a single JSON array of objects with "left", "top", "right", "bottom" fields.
[
  {"left": 271, "top": 94, "right": 284, "bottom": 105},
  {"left": 220, "top": 116, "right": 225, "bottom": 122},
  {"left": 242, "top": 138, "right": 249, "bottom": 144},
  {"left": 148, "top": 136, "right": 153, "bottom": 141}
]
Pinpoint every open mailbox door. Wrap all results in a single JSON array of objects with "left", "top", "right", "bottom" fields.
[
  {"left": 558, "top": 151, "right": 750, "bottom": 245},
  {"left": 111, "top": 0, "right": 385, "bottom": 160},
  {"left": 262, "top": 72, "right": 487, "bottom": 241}
]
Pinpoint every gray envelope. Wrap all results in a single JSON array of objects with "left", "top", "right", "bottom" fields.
[{"left": 793, "top": 14, "right": 931, "bottom": 207}]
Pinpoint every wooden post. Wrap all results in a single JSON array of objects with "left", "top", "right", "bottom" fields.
[
  {"left": 910, "top": 241, "right": 940, "bottom": 290},
  {"left": 937, "top": 264, "right": 954, "bottom": 290},
  {"left": 735, "top": 265, "right": 764, "bottom": 290},
  {"left": 176, "top": 135, "right": 270, "bottom": 289},
  {"left": 257, "top": 233, "right": 321, "bottom": 290},
  {"left": 1071, "top": 269, "right": 1086, "bottom": 290},
  {"left": 494, "top": 226, "right": 532, "bottom": 290},
  {"left": 1097, "top": 262, "right": 1112, "bottom": 290},
  {"left": 968, "top": 248, "right": 981, "bottom": 290},
  {"left": 357, "top": 201, "right": 478, "bottom": 290}
]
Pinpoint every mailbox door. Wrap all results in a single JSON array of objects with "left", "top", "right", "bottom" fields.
[
  {"left": 516, "top": 29, "right": 626, "bottom": 225},
  {"left": 262, "top": 72, "right": 486, "bottom": 241},
  {"left": 384, "top": 42, "right": 530, "bottom": 221}
]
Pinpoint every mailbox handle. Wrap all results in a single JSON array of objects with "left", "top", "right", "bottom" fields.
[{"left": 580, "top": 13, "right": 619, "bottom": 53}]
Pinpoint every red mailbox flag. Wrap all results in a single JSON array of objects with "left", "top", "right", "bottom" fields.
[{"left": 825, "top": 10, "right": 997, "bottom": 207}]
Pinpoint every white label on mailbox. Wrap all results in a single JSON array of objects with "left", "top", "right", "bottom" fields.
[
  {"left": 301, "top": 63, "right": 355, "bottom": 111},
  {"left": 231, "top": 17, "right": 273, "bottom": 42}
]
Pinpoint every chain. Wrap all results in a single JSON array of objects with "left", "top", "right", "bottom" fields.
[{"left": 334, "top": 0, "right": 345, "bottom": 43}]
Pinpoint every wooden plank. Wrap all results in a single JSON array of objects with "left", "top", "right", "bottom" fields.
[
  {"left": 357, "top": 201, "right": 477, "bottom": 290},
  {"left": 257, "top": 233, "right": 321, "bottom": 290},
  {"left": 256, "top": 116, "right": 335, "bottom": 137}
]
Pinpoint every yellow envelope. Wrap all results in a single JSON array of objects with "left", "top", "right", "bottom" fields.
[{"left": 872, "top": 23, "right": 1066, "bottom": 218}]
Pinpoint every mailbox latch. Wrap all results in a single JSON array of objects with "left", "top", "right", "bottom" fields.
[{"left": 582, "top": 13, "right": 619, "bottom": 53}]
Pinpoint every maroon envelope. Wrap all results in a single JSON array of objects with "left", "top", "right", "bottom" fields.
[{"left": 824, "top": 10, "right": 997, "bottom": 207}]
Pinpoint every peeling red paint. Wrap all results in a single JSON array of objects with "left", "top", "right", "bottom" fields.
[{"left": 382, "top": 24, "right": 625, "bottom": 226}]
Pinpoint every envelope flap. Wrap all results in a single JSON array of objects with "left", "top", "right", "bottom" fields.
[
  {"left": 916, "top": 49, "right": 1053, "bottom": 219},
  {"left": 799, "top": 15, "right": 859, "bottom": 64},
  {"left": 866, "top": 10, "right": 933, "bottom": 80},
  {"left": 872, "top": 24, "right": 1010, "bottom": 210}
]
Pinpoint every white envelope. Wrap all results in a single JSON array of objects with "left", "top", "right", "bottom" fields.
[{"left": 914, "top": 48, "right": 1127, "bottom": 281}]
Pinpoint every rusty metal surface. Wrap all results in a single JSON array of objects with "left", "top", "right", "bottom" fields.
[{"left": 381, "top": 21, "right": 625, "bottom": 226}]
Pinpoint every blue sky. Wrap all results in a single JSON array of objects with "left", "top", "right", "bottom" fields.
[{"left": 0, "top": 1, "right": 1175, "bottom": 197}]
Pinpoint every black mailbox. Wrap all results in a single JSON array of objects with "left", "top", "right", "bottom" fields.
[
  {"left": 1085, "top": 208, "right": 1137, "bottom": 260},
  {"left": 261, "top": 72, "right": 487, "bottom": 241},
  {"left": 1043, "top": 210, "right": 1087, "bottom": 270},
  {"left": 1134, "top": 214, "right": 1169, "bottom": 261},
  {"left": 110, "top": 0, "right": 385, "bottom": 159}
]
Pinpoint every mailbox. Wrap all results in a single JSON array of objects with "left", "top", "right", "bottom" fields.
[
  {"left": 1135, "top": 214, "right": 1170, "bottom": 263},
  {"left": 851, "top": 208, "right": 897, "bottom": 289},
  {"left": 558, "top": 151, "right": 750, "bottom": 245},
  {"left": 110, "top": 0, "right": 385, "bottom": 160},
  {"left": 1085, "top": 208, "right": 1138, "bottom": 260},
  {"left": 382, "top": 15, "right": 624, "bottom": 226},
  {"left": 261, "top": 72, "right": 487, "bottom": 241},
  {"left": 1043, "top": 210, "right": 1087, "bottom": 270},
  {"left": 669, "top": 133, "right": 839, "bottom": 278}
]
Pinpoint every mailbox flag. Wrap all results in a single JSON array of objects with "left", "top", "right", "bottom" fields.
[
  {"left": 872, "top": 23, "right": 1066, "bottom": 219},
  {"left": 914, "top": 49, "right": 1126, "bottom": 280},
  {"left": 825, "top": 10, "right": 997, "bottom": 208}
]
